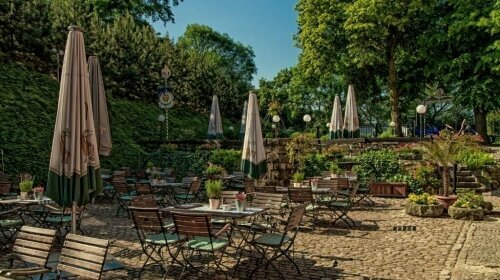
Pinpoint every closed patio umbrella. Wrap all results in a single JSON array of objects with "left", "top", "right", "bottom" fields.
[
  {"left": 239, "top": 100, "right": 248, "bottom": 140},
  {"left": 88, "top": 56, "right": 112, "bottom": 156},
  {"left": 46, "top": 26, "right": 102, "bottom": 233},
  {"left": 329, "top": 95, "right": 343, "bottom": 139},
  {"left": 208, "top": 95, "right": 223, "bottom": 139},
  {"left": 343, "top": 85, "right": 360, "bottom": 138},
  {"left": 241, "top": 91, "right": 267, "bottom": 179}
]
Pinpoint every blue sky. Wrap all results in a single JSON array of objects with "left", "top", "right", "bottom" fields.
[{"left": 152, "top": 0, "right": 300, "bottom": 86}]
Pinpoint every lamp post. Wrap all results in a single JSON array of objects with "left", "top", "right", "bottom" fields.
[
  {"left": 416, "top": 104, "right": 427, "bottom": 140},
  {"left": 303, "top": 114, "right": 311, "bottom": 131},
  {"left": 158, "top": 114, "right": 166, "bottom": 141},
  {"left": 272, "top": 115, "right": 280, "bottom": 138},
  {"left": 389, "top": 121, "right": 396, "bottom": 137}
]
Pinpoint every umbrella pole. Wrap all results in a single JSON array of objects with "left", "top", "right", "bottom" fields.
[{"left": 72, "top": 201, "right": 77, "bottom": 234}]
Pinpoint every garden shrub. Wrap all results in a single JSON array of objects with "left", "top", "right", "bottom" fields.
[
  {"left": 414, "top": 164, "right": 441, "bottom": 194},
  {"left": 453, "top": 191, "right": 485, "bottom": 209},
  {"left": 455, "top": 148, "right": 495, "bottom": 169},
  {"left": 147, "top": 145, "right": 210, "bottom": 179},
  {"left": 209, "top": 149, "right": 242, "bottom": 174},
  {"left": 354, "top": 149, "right": 401, "bottom": 183},
  {"left": 408, "top": 193, "right": 438, "bottom": 205},
  {"left": 303, "top": 153, "right": 331, "bottom": 177}
]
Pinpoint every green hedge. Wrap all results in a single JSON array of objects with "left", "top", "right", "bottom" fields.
[{"left": 0, "top": 64, "right": 228, "bottom": 183}]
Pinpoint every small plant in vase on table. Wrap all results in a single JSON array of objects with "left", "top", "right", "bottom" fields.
[
  {"left": 329, "top": 162, "right": 342, "bottom": 178},
  {"left": 19, "top": 173, "right": 34, "bottom": 199},
  {"left": 235, "top": 192, "right": 247, "bottom": 211},
  {"left": 292, "top": 172, "right": 304, "bottom": 188},
  {"left": 33, "top": 186, "right": 44, "bottom": 200},
  {"left": 206, "top": 180, "right": 223, "bottom": 209}
]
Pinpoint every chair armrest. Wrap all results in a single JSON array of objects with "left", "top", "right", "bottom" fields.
[
  {"left": 43, "top": 204, "right": 61, "bottom": 211},
  {"left": 214, "top": 223, "right": 231, "bottom": 237},
  {"left": 250, "top": 223, "right": 278, "bottom": 232},
  {"left": 1, "top": 267, "right": 50, "bottom": 276},
  {"left": 0, "top": 207, "right": 23, "bottom": 216}
]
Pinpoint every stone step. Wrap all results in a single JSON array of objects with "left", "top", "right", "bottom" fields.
[
  {"left": 456, "top": 182, "right": 481, "bottom": 188},
  {"left": 457, "top": 170, "right": 472, "bottom": 176},
  {"left": 455, "top": 176, "right": 477, "bottom": 182}
]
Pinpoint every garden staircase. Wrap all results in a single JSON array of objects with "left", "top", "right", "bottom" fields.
[{"left": 451, "top": 168, "right": 486, "bottom": 193}]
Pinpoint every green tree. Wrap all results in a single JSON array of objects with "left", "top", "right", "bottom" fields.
[
  {"left": 173, "top": 24, "right": 256, "bottom": 118},
  {"left": 444, "top": 0, "right": 500, "bottom": 142}
]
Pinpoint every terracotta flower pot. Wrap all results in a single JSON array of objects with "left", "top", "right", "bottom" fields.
[
  {"left": 209, "top": 199, "right": 221, "bottom": 210},
  {"left": 436, "top": 195, "right": 458, "bottom": 209}
]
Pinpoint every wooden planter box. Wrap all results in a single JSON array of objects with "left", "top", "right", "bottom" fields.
[{"left": 369, "top": 182, "right": 408, "bottom": 198}]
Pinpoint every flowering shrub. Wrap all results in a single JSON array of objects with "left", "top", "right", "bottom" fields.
[
  {"left": 453, "top": 192, "right": 485, "bottom": 209},
  {"left": 408, "top": 193, "right": 439, "bottom": 205}
]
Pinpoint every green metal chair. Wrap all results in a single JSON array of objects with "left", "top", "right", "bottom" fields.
[
  {"left": 248, "top": 204, "right": 306, "bottom": 279},
  {"left": 172, "top": 212, "right": 231, "bottom": 279},
  {"left": 0, "top": 207, "right": 24, "bottom": 249},
  {"left": 328, "top": 183, "right": 359, "bottom": 228},
  {"left": 129, "top": 207, "right": 184, "bottom": 279},
  {"left": 112, "top": 179, "right": 136, "bottom": 217},
  {"left": 174, "top": 180, "right": 201, "bottom": 204}
]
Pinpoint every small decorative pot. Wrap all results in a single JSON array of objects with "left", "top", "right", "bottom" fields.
[
  {"left": 209, "top": 199, "right": 221, "bottom": 210},
  {"left": 20, "top": 192, "right": 28, "bottom": 199},
  {"left": 293, "top": 182, "right": 302, "bottom": 188},
  {"left": 436, "top": 195, "right": 458, "bottom": 209}
]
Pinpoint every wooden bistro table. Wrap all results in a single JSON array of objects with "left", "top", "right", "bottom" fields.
[{"left": 151, "top": 181, "right": 185, "bottom": 205}]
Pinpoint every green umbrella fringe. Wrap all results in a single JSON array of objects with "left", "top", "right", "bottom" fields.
[
  {"left": 329, "top": 130, "right": 343, "bottom": 140},
  {"left": 46, "top": 167, "right": 103, "bottom": 207},
  {"left": 241, "top": 159, "right": 267, "bottom": 179},
  {"left": 342, "top": 129, "right": 360, "bottom": 138}
]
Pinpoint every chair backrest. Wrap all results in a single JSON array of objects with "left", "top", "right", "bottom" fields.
[
  {"left": 255, "top": 186, "right": 276, "bottom": 193},
  {"left": 129, "top": 207, "right": 163, "bottom": 232},
  {"left": 120, "top": 167, "right": 132, "bottom": 177},
  {"left": 58, "top": 234, "right": 109, "bottom": 280},
  {"left": 244, "top": 179, "right": 255, "bottom": 194},
  {"left": 135, "top": 169, "right": 147, "bottom": 180},
  {"left": 285, "top": 204, "right": 307, "bottom": 232},
  {"left": 349, "top": 183, "right": 359, "bottom": 199},
  {"left": 135, "top": 183, "right": 152, "bottom": 195},
  {"left": 112, "top": 180, "right": 130, "bottom": 195},
  {"left": 321, "top": 171, "right": 332, "bottom": 178},
  {"left": 252, "top": 192, "right": 284, "bottom": 216},
  {"left": 317, "top": 179, "right": 337, "bottom": 191},
  {"left": 221, "top": 191, "right": 238, "bottom": 205},
  {"left": 0, "top": 181, "right": 11, "bottom": 195},
  {"left": 12, "top": 226, "right": 56, "bottom": 267},
  {"left": 132, "top": 194, "right": 157, "bottom": 208},
  {"left": 232, "top": 171, "right": 246, "bottom": 179},
  {"left": 181, "top": 177, "right": 198, "bottom": 188},
  {"left": 330, "top": 177, "right": 350, "bottom": 190},
  {"left": 112, "top": 171, "right": 126, "bottom": 182},
  {"left": 288, "top": 187, "right": 314, "bottom": 204},
  {"left": 188, "top": 180, "right": 201, "bottom": 194},
  {"left": 172, "top": 212, "right": 211, "bottom": 238}
]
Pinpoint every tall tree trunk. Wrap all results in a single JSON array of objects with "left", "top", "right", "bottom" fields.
[
  {"left": 442, "top": 167, "right": 450, "bottom": 197},
  {"left": 387, "top": 48, "right": 402, "bottom": 136},
  {"left": 473, "top": 107, "right": 489, "bottom": 143}
]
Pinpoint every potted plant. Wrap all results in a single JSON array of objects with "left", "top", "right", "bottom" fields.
[
  {"left": 19, "top": 173, "right": 34, "bottom": 199},
  {"left": 405, "top": 193, "right": 444, "bottom": 217},
  {"left": 420, "top": 132, "right": 461, "bottom": 208},
  {"left": 235, "top": 192, "right": 247, "bottom": 211},
  {"left": 33, "top": 185, "right": 44, "bottom": 200},
  {"left": 150, "top": 171, "right": 161, "bottom": 184},
  {"left": 146, "top": 161, "right": 154, "bottom": 173},
  {"left": 292, "top": 172, "right": 304, "bottom": 188},
  {"left": 204, "top": 164, "right": 226, "bottom": 179},
  {"left": 329, "top": 162, "right": 342, "bottom": 178},
  {"left": 206, "top": 180, "right": 223, "bottom": 209},
  {"left": 448, "top": 192, "right": 485, "bottom": 220}
]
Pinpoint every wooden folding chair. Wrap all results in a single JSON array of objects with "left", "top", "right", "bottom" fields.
[
  {"left": 0, "top": 226, "right": 56, "bottom": 278},
  {"left": 172, "top": 212, "right": 231, "bottom": 279},
  {"left": 129, "top": 207, "right": 183, "bottom": 279},
  {"left": 248, "top": 204, "right": 306, "bottom": 279},
  {"left": 112, "top": 180, "right": 136, "bottom": 218},
  {"left": 288, "top": 187, "right": 319, "bottom": 228},
  {"left": 174, "top": 180, "right": 201, "bottom": 204},
  {"left": 55, "top": 234, "right": 109, "bottom": 279},
  {"left": 328, "top": 184, "right": 359, "bottom": 228},
  {"left": 0, "top": 207, "right": 24, "bottom": 248}
]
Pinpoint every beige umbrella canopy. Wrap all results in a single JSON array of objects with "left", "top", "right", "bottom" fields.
[
  {"left": 241, "top": 91, "right": 267, "bottom": 179},
  {"left": 343, "top": 85, "right": 360, "bottom": 138},
  {"left": 88, "top": 56, "right": 112, "bottom": 156},
  {"left": 47, "top": 26, "right": 102, "bottom": 231},
  {"left": 208, "top": 95, "right": 223, "bottom": 139},
  {"left": 329, "top": 95, "right": 343, "bottom": 139}
]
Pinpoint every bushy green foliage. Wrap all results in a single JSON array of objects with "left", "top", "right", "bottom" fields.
[
  {"left": 147, "top": 146, "right": 210, "bottom": 179},
  {"left": 205, "top": 179, "right": 223, "bottom": 199},
  {"left": 414, "top": 164, "right": 441, "bottom": 193},
  {"left": 329, "top": 162, "right": 342, "bottom": 175},
  {"left": 209, "top": 149, "right": 241, "bottom": 174},
  {"left": 456, "top": 148, "right": 496, "bottom": 169},
  {"left": 378, "top": 127, "right": 394, "bottom": 138},
  {"left": 408, "top": 193, "right": 438, "bottom": 205},
  {"left": 19, "top": 179, "right": 34, "bottom": 192},
  {"left": 204, "top": 165, "right": 226, "bottom": 176},
  {"left": 302, "top": 154, "right": 329, "bottom": 177},
  {"left": 453, "top": 191, "right": 485, "bottom": 209},
  {"left": 354, "top": 150, "right": 402, "bottom": 183},
  {"left": 388, "top": 173, "right": 422, "bottom": 195}
]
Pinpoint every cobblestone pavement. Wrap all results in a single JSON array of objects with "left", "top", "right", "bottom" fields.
[{"left": 1, "top": 195, "right": 499, "bottom": 280}]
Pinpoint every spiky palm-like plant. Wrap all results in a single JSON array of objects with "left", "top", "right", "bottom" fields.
[{"left": 420, "top": 139, "right": 461, "bottom": 197}]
